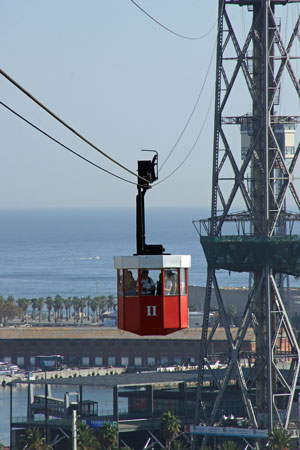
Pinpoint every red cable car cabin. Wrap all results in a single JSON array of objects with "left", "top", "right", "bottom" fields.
[{"left": 114, "top": 255, "right": 191, "bottom": 336}]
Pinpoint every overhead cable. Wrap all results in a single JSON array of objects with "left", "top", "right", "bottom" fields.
[
  {"left": 130, "top": 0, "right": 217, "bottom": 41},
  {"left": 159, "top": 37, "right": 217, "bottom": 172},
  {"left": 0, "top": 68, "right": 148, "bottom": 184},
  {"left": 153, "top": 85, "right": 215, "bottom": 187},
  {"left": 0, "top": 101, "right": 139, "bottom": 186}
]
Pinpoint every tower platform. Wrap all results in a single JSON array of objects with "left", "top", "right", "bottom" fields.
[{"left": 201, "top": 235, "right": 300, "bottom": 276}]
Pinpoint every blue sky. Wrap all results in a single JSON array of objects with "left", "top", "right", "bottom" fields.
[
  {"left": 0, "top": 1, "right": 218, "bottom": 208},
  {"left": 1, "top": 1, "right": 299, "bottom": 210}
]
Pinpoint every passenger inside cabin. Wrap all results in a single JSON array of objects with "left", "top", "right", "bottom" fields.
[
  {"left": 141, "top": 269, "right": 155, "bottom": 295},
  {"left": 125, "top": 270, "right": 137, "bottom": 296},
  {"left": 164, "top": 270, "right": 178, "bottom": 295},
  {"left": 156, "top": 273, "right": 162, "bottom": 295}
]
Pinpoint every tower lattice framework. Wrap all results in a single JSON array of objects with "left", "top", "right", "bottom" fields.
[{"left": 194, "top": 0, "right": 300, "bottom": 440}]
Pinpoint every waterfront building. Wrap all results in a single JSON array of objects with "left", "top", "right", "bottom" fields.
[{"left": 0, "top": 326, "right": 256, "bottom": 369}]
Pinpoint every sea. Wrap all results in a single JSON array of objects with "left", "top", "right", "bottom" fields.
[
  {"left": 0, "top": 206, "right": 299, "bottom": 445},
  {"left": 0, "top": 206, "right": 252, "bottom": 301},
  {"left": 1, "top": 382, "right": 128, "bottom": 446}
]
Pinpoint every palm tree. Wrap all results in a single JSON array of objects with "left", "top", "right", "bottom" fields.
[
  {"left": 31, "top": 298, "right": 39, "bottom": 321},
  {"left": 268, "top": 426, "right": 292, "bottom": 450},
  {"left": 80, "top": 297, "right": 86, "bottom": 324},
  {"left": 159, "top": 411, "right": 181, "bottom": 450},
  {"left": 90, "top": 298, "right": 98, "bottom": 323},
  {"left": 7, "top": 295, "right": 15, "bottom": 304},
  {"left": 64, "top": 297, "right": 72, "bottom": 322},
  {"left": 77, "top": 422, "right": 99, "bottom": 450},
  {"left": 37, "top": 297, "right": 44, "bottom": 323},
  {"left": 72, "top": 296, "right": 81, "bottom": 323},
  {"left": 21, "top": 427, "right": 53, "bottom": 449},
  {"left": 45, "top": 297, "right": 53, "bottom": 322},
  {"left": 96, "top": 296, "right": 107, "bottom": 322},
  {"left": 54, "top": 295, "right": 64, "bottom": 323},
  {"left": 17, "top": 297, "right": 30, "bottom": 322},
  {"left": 107, "top": 294, "right": 115, "bottom": 311},
  {"left": 86, "top": 296, "right": 91, "bottom": 321},
  {"left": 96, "top": 422, "right": 118, "bottom": 450},
  {"left": 0, "top": 297, "right": 5, "bottom": 326},
  {"left": 59, "top": 296, "right": 65, "bottom": 320}
]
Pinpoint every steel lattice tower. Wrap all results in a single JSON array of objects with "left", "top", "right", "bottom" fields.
[{"left": 193, "top": 0, "right": 300, "bottom": 444}]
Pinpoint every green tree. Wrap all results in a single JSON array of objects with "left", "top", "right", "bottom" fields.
[
  {"left": 77, "top": 422, "right": 99, "bottom": 450},
  {"left": 227, "top": 304, "right": 237, "bottom": 326},
  {"left": 96, "top": 422, "right": 118, "bottom": 450},
  {"left": 45, "top": 296, "right": 53, "bottom": 322},
  {"left": 189, "top": 304, "right": 199, "bottom": 312},
  {"left": 0, "top": 297, "right": 21, "bottom": 325},
  {"left": 21, "top": 427, "right": 53, "bottom": 449},
  {"left": 172, "top": 440, "right": 189, "bottom": 449},
  {"left": 268, "top": 426, "right": 292, "bottom": 450},
  {"left": 159, "top": 411, "right": 181, "bottom": 450},
  {"left": 217, "top": 441, "right": 241, "bottom": 450}
]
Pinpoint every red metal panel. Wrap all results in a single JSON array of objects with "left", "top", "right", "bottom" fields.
[
  {"left": 164, "top": 297, "right": 180, "bottom": 329},
  {"left": 123, "top": 297, "right": 141, "bottom": 333},
  {"left": 180, "top": 295, "right": 189, "bottom": 328}
]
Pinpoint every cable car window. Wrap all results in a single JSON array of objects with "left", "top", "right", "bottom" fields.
[
  {"left": 140, "top": 269, "right": 160, "bottom": 295},
  {"left": 164, "top": 269, "right": 178, "bottom": 296},
  {"left": 118, "top": 270, "right": 123, "bottom": 297},
  {"left": 156, "top": 271, "right": 163, "bottom": 295},
  {"left": 124, "top": 269, "right": 138, "bottom": 297},
  {"left": 180, "top": 268, "right": 187, "bottom": 295}
]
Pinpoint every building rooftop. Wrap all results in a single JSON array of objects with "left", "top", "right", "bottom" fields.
[{"left": 0, "top": 326, "right": 255, "bottom": 341}]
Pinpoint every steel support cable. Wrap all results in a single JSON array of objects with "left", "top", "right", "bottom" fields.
[
  {"left": 130, "top": 0, "right": 217, "bottom": 41},
  {"left": 0, "top": 68, "right": 149, "bottom": 185},
  {"left": 0, "top": 101, "right": 139, "bottom": 187},
  {"left": 153, "top": 81, "right": 215, "bottom": 187},
  {"left": 159, "top": 37, "right": 217, "bottom": 172}
]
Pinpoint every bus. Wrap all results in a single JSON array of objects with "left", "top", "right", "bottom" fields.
[{"left": 35, "top": 355, "right": 65, "bottom": 370}]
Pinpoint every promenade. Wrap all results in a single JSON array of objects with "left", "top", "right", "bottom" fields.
[{"left": 0, "top": 366, "right": 126, "bottom": 385}]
